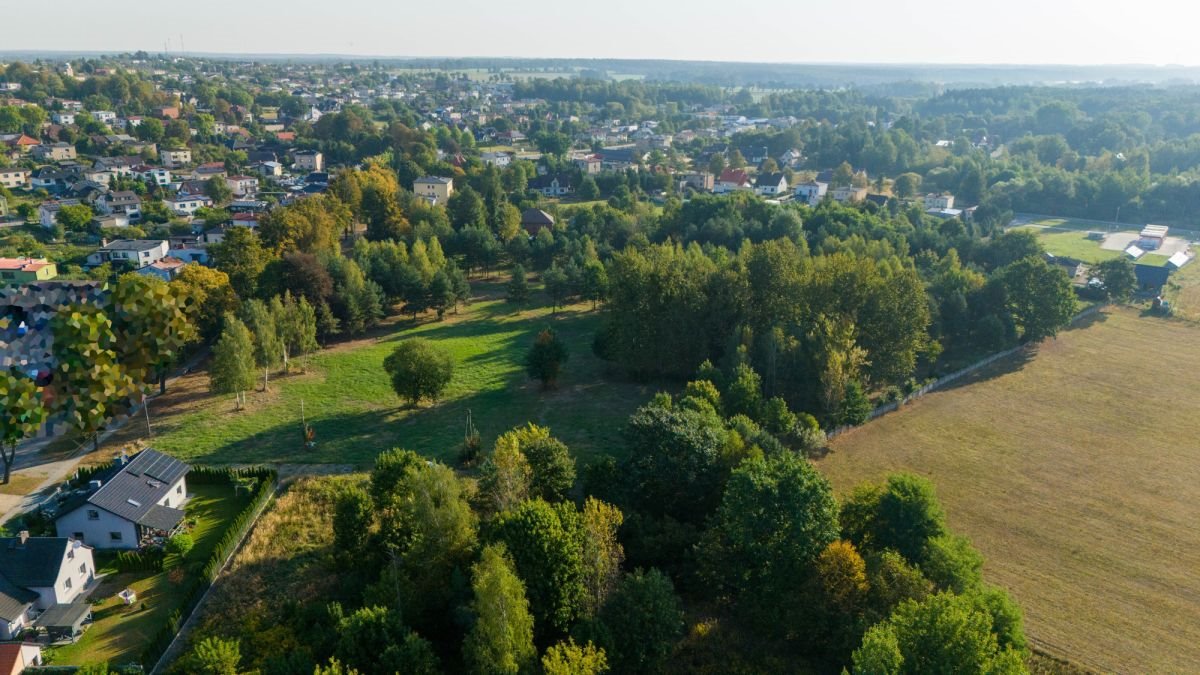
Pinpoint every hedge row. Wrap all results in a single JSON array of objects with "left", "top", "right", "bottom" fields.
[
  {"left": 137, "top": 465, "right": 276, "bottom": 670},
  {"left": 116, "top": 547, "right": 165, "bottom": 573},
  {"left": 28, "top": 666, "right": 144, "bottom": 674}
]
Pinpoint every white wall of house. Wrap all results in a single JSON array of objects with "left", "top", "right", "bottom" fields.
[
  {"left": 160, "top": 476, "right": 187, "bottom": 510},
  {"left": 55, "top": 507, "right": 138, "bottom": 550},
  {"left": 28, "top": 543, "right": 95, "bottom": 608}
]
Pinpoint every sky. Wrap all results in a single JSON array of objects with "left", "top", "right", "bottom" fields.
[{"left": 9, "top": 0, "right": 1200, "bottom": 65}]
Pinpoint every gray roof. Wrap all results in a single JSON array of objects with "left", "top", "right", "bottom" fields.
[
  {"left": 35, "top": 600, "right": 92, "bottom": 630},
  {"left": 57, "top": 449, "right": 189, "bottom": 529},
  {"left": 414, "top": 175, "right": 452, "bottom": 184},
  {"left": 0, "top": 574, "right": 37, "bottom": 622},
  {"left": 521, "top": 209, "right": 555, "bottom": 226},
  {"left": 0, "top": 538, "right": 72, "bottom": 588},
  {"left": 97, "top": 239, "right": 164, "bottom": 252}
]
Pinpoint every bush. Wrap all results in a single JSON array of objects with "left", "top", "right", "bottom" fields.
[
  {"left": 383, "top": 338, "right": 454, "bottom": 406},
  {"left": 165, "top": 532, "right": 195, "bottom": 560}
]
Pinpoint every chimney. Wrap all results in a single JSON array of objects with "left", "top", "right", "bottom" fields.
[
  {"left": 19, "top": 531, "right": 29, "bottom": 545},
  {"left": 101, "top": 237, "right": 108, "bottom": 247}
]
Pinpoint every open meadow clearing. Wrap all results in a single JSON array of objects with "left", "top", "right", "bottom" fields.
[
  {"left": 815, "top": 308, "right": 1200, "bottom": 673},
  {"left": 96, "top": 283, "right": 653, "bottom": 468}
]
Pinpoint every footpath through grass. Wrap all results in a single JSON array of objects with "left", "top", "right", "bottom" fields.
[
  {"left": 122, "top": 286, "right": 652, "bottom": 467},
  {"left": 46, "top": 483, "right": 243, "bottom": 666},
  {"left": 816, "top": 308, "right": 1200, "bottom": 673}
]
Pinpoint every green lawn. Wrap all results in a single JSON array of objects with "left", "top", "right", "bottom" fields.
[
  {"left": 135, "top": 289, "right": 654, "bottom": 467},
  {"left": 1026, "top": 229, "right": 1122, "bottom": 263},
  {"left": 45, "top": 482, "right": 246, "bottom": 666}
]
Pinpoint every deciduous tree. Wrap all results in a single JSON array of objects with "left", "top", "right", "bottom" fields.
[
  {"left": 382, "top": 338, "right": 454, "bottom": 406},
  {"left": 464, "top": 544, "right": 536, "bottom": 675}
]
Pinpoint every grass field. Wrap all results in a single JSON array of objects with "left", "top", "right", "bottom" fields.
[
  {"left": 101, "top": 282, "right": 653, "bottom": 468},
  {"left": 815, "top": 308, "right": 1200, "bottom": 673},
  {"left": 1164, "top": 258, "right": 1200, "bottom": 321},
  {"left": 46, "top": 483, "right": 244, "bottom": 666}
]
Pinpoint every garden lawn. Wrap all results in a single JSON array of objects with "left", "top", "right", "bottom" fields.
[
  {"left": 45, "top": 482, "right": 245, "bottom": 666},
  {"left": 816, "top": 308, "right": 1200, "bottom": 673},
  {"left": 1025, "top": 229, "right": 1122, "bottom": 263},
  {"left": 112, "top": 292, "right": 653, "bottom": 467}
]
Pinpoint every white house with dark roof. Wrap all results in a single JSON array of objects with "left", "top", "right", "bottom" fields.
[
  {"left": 0, "top": 534, "right": 95, "bottom": 640},
  {"left": 54, "top": 449, "right": 190, "bottom": 550}
]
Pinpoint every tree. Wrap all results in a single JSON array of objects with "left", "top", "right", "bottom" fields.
[
  {"left": 580, "top": 260, "right": 608, "bottom": 310},
  {"left": 525, "top": 327, "right": 570, "bottom": 389},
  {"left": 478, "top": 436, "right": 532, "bottom": 513},
  {"left": 832, "top": 161, "right": 855, "bottom": 187},
  {"left": 851, "top": 592, "right": 1026, "bottom": 674},
  {"left": 448, "top": 185, "right": 487, "bottom": 230},
  {"left": 186, "top": 637, "right": 242, "bottom": 675},
  {"left": 209, "top": 313, "right": 257, "bottom": 409},
  {"left": 577, "top": 569, "right": 684, "bottom": 675},
  {"left": 623, "top": 400, "right": 730, "bottom": 524},
  {"left": 204, "top": 176, "right": 233, "bottom": 204},
  {"left": 210, "top": 226, "right": 270, "bottom": 298},
  {"left": 490, "top": 499, "right": 586, "bottom": 636},
  {"left": 507, "top": 264, "right": 530, "bottom": 306},
  {"left": 1095, "top": 257, "right": 1136, "bottom": 302},
  {"left": 50, "top": 305, "right": 134, "bottom": 451},
  {"left": 464, "top": 544, "right": 537, "bottom": 675},
  {"left": 241, "top": 299, "right": 283, "bottom": 390},
  {"left": 542, "top": 640, "right": 609, "bottom": 675},
  {"left": 334, "top": 605, "right": 440, "bottom": 675},
  {"left": 841, "top": 473, "right": 947, "bottom": 565},
  {"left": 171, "top": 264, "right": 237, "bottom": 342},
  {"left": 0, "top": 370, "right": 46, "bottom": 484},
  {"left": 579, "top": 497, "right": 623, "bottom": 616},
  {"left": 701, "top": 452, "right": 840, "bottom": 631},
  {"left": 544, "top": 264, "right": 571, "bottom": 312},
  {"left": 893, "top": 172, "right": 922, "bottom": 199},
  {"left": 111, "top": 273, "right": 196, "bottom": 395},
  {"left": 382, "top": 338, "right": 454, "bottom": 406},
  {"left": 525, "top": 435, "right": 576, "bottom": 501},
  {"left": 996, "top": 256, "right": 1078, "bottom": 342},
  {"left": 577, "top": 176, "right": 600, "bottom": 201},
  {"left": 55, "top": 203, "right": 94, "bottom": 232}
]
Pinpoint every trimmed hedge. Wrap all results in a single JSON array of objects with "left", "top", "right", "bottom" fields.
[
  {"left": 137, "top": 465, "right": 276, "bottom": 670},
  {"left": 116, "top": 548, "right": 165, "bottom": 573},
  {"left": 28, "top": 666, "right": 143, "bottom": 674}
]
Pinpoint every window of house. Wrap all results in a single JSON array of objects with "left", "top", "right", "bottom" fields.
[
  {"left": 177, "top": 485, "right": 183, "bottom": 494},
  {"left": 67, "top": 549, "right": 74, "bottom": 560},
  {"left": 64, "top": 578, "right": 71, "bottom": 590},
  {"left": 79, "top": 563, "right": 87, "bottom": 574},
  {"left": 109, "top": 532, "right": 122, "bottom": 542},
  {"left": 87, "top": 510, "right": 99, "bottom": 521}
]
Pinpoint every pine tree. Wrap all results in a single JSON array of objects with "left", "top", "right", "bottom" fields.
[
  {"left": 210, "top": 314, "right": 257, "bottom": 409},
  {"left": 507, "top": 264, "right": 530, "bottom": 307}
]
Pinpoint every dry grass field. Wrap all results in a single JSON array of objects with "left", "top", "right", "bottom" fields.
[{"left": 816, "top": 308, "right": 1200, "bottom": 673}]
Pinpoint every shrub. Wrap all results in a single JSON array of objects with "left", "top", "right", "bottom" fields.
[{"left": 166, "top": 532, "right": 195, "bottom": 560}]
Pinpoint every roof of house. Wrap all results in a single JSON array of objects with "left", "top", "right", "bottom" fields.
[
  {"left": 0, "top": 258, "right": 52, "bottom": 273},
  {"left": 0, "top": 574, "right": 37, "bottom": 622},
  {"left": 0, "top": 643, "right": 39, "bottom": 673},
  {"left": 529, "top": 173, "right": 571, "bottom": 189},
  {"left": 1134, "top": 264, "right": 1171, "bottom": 289},
  {"left": 520, "top": 209, "right": 555, "bottom": 226},
  {"left": 56, "top": 449, "right": 189, "bottom": 530},
  {"left": 718, "top": 168, "right": 750, "bottom": 185},
  {"left": 755, "top": 172, "right": 786, "bottom": 187},
  {"left": 0, "top": 537, "right": 75, "bottom": 589},
  {"left": 96, "top": 239, "right": 165, "bottom": 252},
  {"left": 147, "top": 257, "right": 186, "bottom": 271},
  {"left": 414, "top": 175, "right": 452, "bottom": 185}
]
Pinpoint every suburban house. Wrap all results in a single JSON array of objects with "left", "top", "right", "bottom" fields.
[
  {"left": 831, "top": 186, "right": 868, "bottom": 203},
  {"left": 0, "top": 643, "right": 42, "bottom": 673},
  {"left": 30, "top": 168, "right": 66, "bottom": 192},
  {"left": 225, "top": 175, "right": 259, "bottom": 197},
  {"left": 90, "top": 110, "right": 116, "bottom": 125},
  {"left": 794, "top": 180, "right": 828, "bottom": 206},
  {"left": 85, "top": 239, "right": 169, "bottom": 270},
  {"left": 165, "top": 194, "right": 214, "bottom": 216},
  {"left": 192, "top": 163, "right": 228, "bottom": 181},
  {"left": 37, "top": 199, "right": 82, "bottom": 228},
  {"left": 97, "top": 191, "right": 142, "bottom": 221},
  {"left": 521, "top": 208, "right": 555, "bottom": 237},
  {"left": 54, "top": 449, "right": 190, "bottom": 550},
  {"left": 1134, "top": 263, "right": 1171, "bottom": 292},
  {"left": 413, "top": 176, "right": 454, "bottom": 204},
  {"left": 481, "top": 151, "right": 513, "bottom": 167},
  {"left": 923, "top": 193, "right": 955, "bottom": 210},
  {"left": 252, "top": 161, "right": 283, "bottom": 177},
  {"left": 134, "top": 165, "right": 171, "bottom": 186},
  {"left": 292, "top": 150, "right": 324, "bottom": 172},
  {"left": 715, "top": 168, "right": 752, "bottom": 193},
  {"left": 137, "top": 256, "right": 187, "bottom": 281},
  {"left": 754, "top": 172, "right": 789, "bottom": 197},
  {"left": 529, "top": 173, "right": 573, "bottom": 197},
  {"left": 154, "top": 106, "right": 179, "bottom": 120},
  {"left": 32, "top": 143, "right": 76, "bottom": 162},
  {"left": 0, "top": 533, "right": 96, "bottom": 641},
  {"left": 572, "top": 156, "right": 601, "bottom": 174},
  {"left": 0, "top": 169, "right": 30, "bottom": 190},
  {"left": 598, "top": 147, "right": 646, "bottom": 172},
  {"left": 50, "top": 112, "right": 76, "bottom": 126},
  {"left": 679, "top": 171, "right": 715, "bottom": 192},
  {"left": 1, "top": 134, "right": 40, "bottom": 154},
  {"left": 159, "top": 148, "right": 192, "bottom": 169},
  {"left": 0, "top": 259, "right": 57, "bottom": 284}
]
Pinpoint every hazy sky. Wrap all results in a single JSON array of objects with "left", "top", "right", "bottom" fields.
[{"left": 10, "top": 0, "right": 1200, "bottom": 65}]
